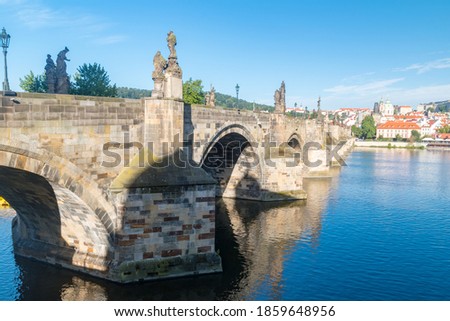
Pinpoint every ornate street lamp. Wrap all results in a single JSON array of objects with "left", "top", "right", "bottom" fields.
[
  {"left": 1, "top": 27, "right": 11, "bottom": 92},
  {"left": 235, "top": 83, "right": 240, "bottom": 108}
]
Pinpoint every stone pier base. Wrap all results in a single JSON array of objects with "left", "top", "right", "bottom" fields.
[{"left": 109, "top": 148, "right": 222, "bottom": 283}]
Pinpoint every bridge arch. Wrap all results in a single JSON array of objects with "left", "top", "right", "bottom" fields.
[
  {"left": 199, "top": 123, "right": 263, "bottom": 200},
  {"left": 0, "top": 138, "right": 115, "bottom": 272},
  {"left": 287, "top": 133, "right": 304, "bottom": 151}
]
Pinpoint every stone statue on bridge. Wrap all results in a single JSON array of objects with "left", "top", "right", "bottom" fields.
[
  {"left": 274, "top": 81, "right": 286, "bottom": 113},
  {"left": 45, "top": 54, "right": 56, "bottom": 94},
  {"left": 210, "top": 86, "right": 216, "bottom": 107},
  {"left": 317, "top": 96, "right": 324, "bottom": 123},
  {"left": 151, "top": 51, "right": 167, "bottom": 98},
  {"left": 167, "top": 31, "right": 177, "bottom": 58},
  {"left": 151, "top": 31, "right": 183, "bottom": 99},
  {"left": 204, "top": 86, "right": 216, "bottom": 107},
  {"left": 56, "top": 47, "right": 70, "bottom": 94},
  {"left": 152, "top": 51, "right": 166, "bottom": 79}
]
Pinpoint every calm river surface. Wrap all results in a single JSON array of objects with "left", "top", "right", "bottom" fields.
[{"left": 1, "top": 149, "right": 450, "bottom": 300}]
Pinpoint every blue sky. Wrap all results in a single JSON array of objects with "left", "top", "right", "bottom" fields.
[{"left": 1, "top": 0, "right": 450, "bottom": 109}]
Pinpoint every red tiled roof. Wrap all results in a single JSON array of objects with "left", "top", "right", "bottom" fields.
[
  {"left": 340, "top": 108, "right": 371, "bottom": 112},
  {"left": 394, "top": 115, "right": 421, "bottom": 120},
  {"left": 377, "top": 121, "right": 420, "bottom": 130},
  {"left": 436, "top": 133, "right": 450, "bottom": 140}
]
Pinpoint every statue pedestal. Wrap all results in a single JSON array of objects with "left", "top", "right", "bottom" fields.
[
  {"left": 151, "top": 78, "right": 164, "bottom": 98},
  {"left": 164, "top": 75, "right": 183, "bottom": 100}
]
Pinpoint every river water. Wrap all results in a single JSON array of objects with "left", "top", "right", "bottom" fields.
[{"left": 1, "top": 149, "right": 450, "bottom": 300}]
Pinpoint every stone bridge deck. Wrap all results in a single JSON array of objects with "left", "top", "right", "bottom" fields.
[{"left": 0, "top": 92, "right": 352, "bottom": 282}]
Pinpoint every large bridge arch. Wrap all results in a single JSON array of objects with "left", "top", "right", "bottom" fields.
[
  {"left": 197, "top": 122, "right": 259, "bottom": 165},
  {"left": 199, "top": 123, "right": 263, "bottom": 200},
  {"left": 0, "top": 139, "right": 116, "bottom": 273},
  {"left": 0, "top": 138, "right": 116, "bottom": 231}
]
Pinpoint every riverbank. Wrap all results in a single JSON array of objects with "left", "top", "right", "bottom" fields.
[{"left": 354, "top": 141, "right": 426, "bottom": 149}]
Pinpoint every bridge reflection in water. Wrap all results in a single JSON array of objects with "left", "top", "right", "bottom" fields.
[{"left": 10, "top": 175, "right": 337, "bottom": 301}]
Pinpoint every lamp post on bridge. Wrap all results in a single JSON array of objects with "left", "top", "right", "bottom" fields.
[
  {"left": 1, "top": 27, "right": 11, "bottom": 92},
  {"left": 235, "top": 83, "right": 240, "bottom": 109}
]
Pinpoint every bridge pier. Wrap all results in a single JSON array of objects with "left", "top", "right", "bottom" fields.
[{"left": 109, "top": 148, "right": 222, "bottom": 283}]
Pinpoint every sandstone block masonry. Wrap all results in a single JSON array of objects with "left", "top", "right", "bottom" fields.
[
  {"left": 0, "top": 91, "right": 351, "bottom": 283},
  {"left": 109, "top": 148, "right": 222, "bottom": 282}
]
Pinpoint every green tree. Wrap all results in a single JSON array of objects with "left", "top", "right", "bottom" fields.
[
  {"left": 361, "top": 115, "right": 376, "bottom": 139},
  {"left": 182, "top": 78, "right": 204, "bottom": 104},
  {"left": 71, "top": 63, "right": 117, "bottom": 97},
  {"left": 410, "top": 130, "right": 421, "bottom": 142},
  {"left": 19, "top": 71, "right": 47, "bottom": 93},
  {"left": 395, "top": 134, "right": 403, "bottom": 142},
  {"left": 351, "top": 125, "right": 363, "bottom": 138}
]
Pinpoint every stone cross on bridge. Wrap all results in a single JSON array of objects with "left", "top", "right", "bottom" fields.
[{"left": 0, "top": 33, "right": 352, "bottom": 283}]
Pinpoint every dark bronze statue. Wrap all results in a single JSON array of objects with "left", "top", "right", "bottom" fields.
[
  {"left": 55, "top": 47, "right": 70, "bottom": 94},
  {"left": 45, "top": 54, "right": 56, "bottom": 93}
]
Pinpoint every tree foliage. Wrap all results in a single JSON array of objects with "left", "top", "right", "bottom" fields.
[
  {"left": 182, "top": 79, "right": 274, "bottom": 111},
  {"left": 214, "top": 92, "right": 274, "bottom": 112},
  {"left": 360, "top": 115, "right": 376, "bottom": 139},
  {"left": 351, "top": 125, "right": 362, "bottom": 138},
  {"left": 71, "top": 63, "right": 117, "bottom": 97},
  {"left": 19, "top": 71, "right": 47, "bottom": 93},
  {"left": 410, "top": 130, "right": 421, "bottom": 142},
  {"left": 117, "top": 87, "right": 152, "bottom": 99},
  {"left": 182, "top": 78, "right": 204, "bottom": 104}
]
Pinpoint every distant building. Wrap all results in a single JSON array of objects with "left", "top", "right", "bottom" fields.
[
  {"left": 436, "top": 133, "right": 450, "bottom": 140},
  {"left": 398, "top": 105, "right": 413, "bottom": 115},
  {"left": 377, "top": 121, "right": 420, "bottom": 139},
  {"left": 376, "top": 99, "right": 394, "bottom": 116},
  {"left": 373, "top": 102, "right": 380, "bottom": 114},
  {"left": 334, "top": 108, "right": 371, "bottom": 127},
  {"left": 285, "top": 106, "right": 306, "bottom": 114},
  {"left": 417, "top": 102, "right": 436, "bottom": 112},
  {"left": 421, "top": 119, "right": 441, "bottom": 137}
]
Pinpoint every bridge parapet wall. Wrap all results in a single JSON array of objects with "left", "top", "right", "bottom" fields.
[{"left": 0, "top": 92, "right": 145, "bottom": 191}]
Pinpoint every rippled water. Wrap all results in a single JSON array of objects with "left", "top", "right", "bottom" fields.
[{"left": 1, "top": 149, "right": 450, "bottom": 300}]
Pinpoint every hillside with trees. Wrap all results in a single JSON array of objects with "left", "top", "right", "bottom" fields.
[
  {"left": 116, "top": 87, "right": 152, "bottom": 99},
  {"left": 214, "top": 92, "right": 274, "bottom": 112},
  {"left": 19, "top": 71, "right": 275, "bottom": 111}
]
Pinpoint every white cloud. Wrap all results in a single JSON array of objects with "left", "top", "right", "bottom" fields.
[
  {"left": 16, "top": 7, "right": 66, "bottom": 29},
  {"left": 340, "top": 71, "right": 376, "bottom": 83},
  {"left": 95, "top": 35, "right": 127, "bottom": 45},
  {"left": 324, "top": 78, "right": 404, "bottom": 96},
  {"left": 393, "top": 83, "right": 450, "bottom": 102},
  {"left": 8, "top": 0, "right": 121, "bottom": 46},
  {"left": 397, "top": 58, "right": 450, "bottom": 74}
]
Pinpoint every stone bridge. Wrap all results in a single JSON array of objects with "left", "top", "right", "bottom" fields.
[{"left": 0, "top": 91, "right": 351, "bottom": 283}]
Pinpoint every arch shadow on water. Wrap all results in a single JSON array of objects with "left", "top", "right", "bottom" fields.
[
  {"left": 11, "top": 194, "right": 320, "bottom": 301},
  {"left": 2, "top": 171, "right": 333, "bottom": 300},
  {"left": 0, "top": 164, "right": 113, "bottom": 300},
  {"left": 0, "top": 167, "right": 72, "bottom": 268}
]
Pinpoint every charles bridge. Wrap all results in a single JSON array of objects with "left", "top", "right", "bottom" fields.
[{"left": 0, "top": 33, "right": 352, "bottom": 283}]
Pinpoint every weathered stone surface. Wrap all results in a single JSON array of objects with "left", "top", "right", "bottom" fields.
[{"left": 0, "top": 90, "right": 350, "bottom": 283}]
